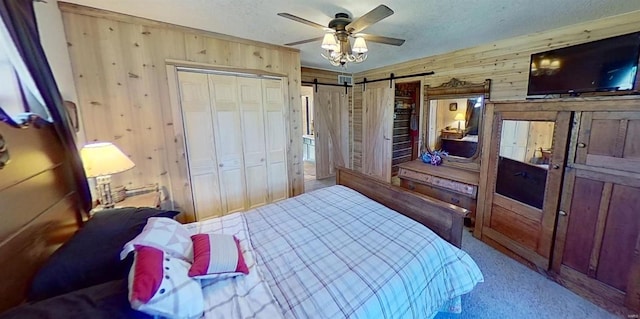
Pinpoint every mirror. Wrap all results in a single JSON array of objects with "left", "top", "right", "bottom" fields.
[
  {"left": 423, "top": 78, "right": 491, "bottom": 162},
  {"left": 496, "top": 120, "right": 555, "bottom": 209}
]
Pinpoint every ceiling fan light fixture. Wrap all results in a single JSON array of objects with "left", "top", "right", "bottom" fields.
[
  {"left": 321, "top": 33, "right": 338, "bottom": 50},
  {"left": 352, "top": 37, "right": 368, "bottom": 53}
]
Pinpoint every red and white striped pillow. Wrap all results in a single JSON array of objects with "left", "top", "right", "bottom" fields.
[
  {"left": 188, "top": 234, "right": 249, "bottom": 278},
  {"left": 128, "top": 245, "right": 203, "bottom": 318}
]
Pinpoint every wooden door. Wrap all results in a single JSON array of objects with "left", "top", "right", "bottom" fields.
[
  {"left": 177, "top": 71, "right": 223, "bottom": 219},
  {"left": 262, "top": 79, "right": 288, "bottom": 202},
  {"left": 208, "top": 74, "right": 246, "bottom": 214},
  {"left": 314, "top": 85, "right": 349, "bottom": 179},
  {"left": 362, "top": 81, "right": 394, "bottom": 182},
  {"left": 552, "top": 111, "right": 640, "bottom": 313},
  {"left": 481, "top": 111, "right": 571, "bottom": 269},
  {"left": 575, "top": 111, "right": 640, "bottom": 174},
  {"left": 237, "top": 77, "right": 268, "bottom": 209}
]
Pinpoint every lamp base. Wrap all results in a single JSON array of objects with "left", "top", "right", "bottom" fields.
[{"left": 95, "top": 175, "right": 114, "bottom": 208}]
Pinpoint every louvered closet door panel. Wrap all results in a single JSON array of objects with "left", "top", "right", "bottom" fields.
[
  {"left": 238, "top": 77, "right": 268, "bottom": 208},
  {"left": 263, "top": 79, "right": 288, "bottom": 201},
  {"left": 208, "top": 74, "right": 246, "bottom": 214},
  {"left": 177, "top": 72, "right": 223, "bottom": 219}
]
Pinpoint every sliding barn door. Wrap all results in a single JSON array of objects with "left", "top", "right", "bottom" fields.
[
  {"left": 314, "top": 85, "right": 349, "bottom": 179},
  {"left": 362, "top": 81, "right": 394, "bottom": 182},
  {"left": 177, "top": 72, "right": 223, "bottom": 219},
  {"left": 208, "top": 74, "right": 246, "bottom": 214},
  {"left": 262, "top": 79, "right": 288, "bottom": 201}
]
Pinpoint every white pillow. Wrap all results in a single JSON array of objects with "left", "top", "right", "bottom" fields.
[
  {"left": 121, "top": 217, "right": 193, "bottom": 261},
  {"left": 128, "top": 245, "right": 203, "bottom": 319}
]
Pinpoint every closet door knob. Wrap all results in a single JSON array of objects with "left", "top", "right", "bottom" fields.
[
  {"left": 558, "top": 210, "right": 567, "bottom": 216},
  {"left": 577, "top": 143, "right": 586, "bottom": 148},
  {"left": 219, "top": 163, "right": 224, "bottom": 167},
  {"left": 260, "top": 158, "right": 265, "bottom": 162},
  {"left": 552, "top": 164, "right": 560, "bottom": 169}
]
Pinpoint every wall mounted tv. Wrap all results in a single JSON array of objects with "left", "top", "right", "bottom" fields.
[{"left": 527, "top": 32, "right": 640, "bottom": 96}]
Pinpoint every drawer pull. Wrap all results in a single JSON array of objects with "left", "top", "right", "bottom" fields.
[{"left": 450, "top": 197, "right": 460, "bottom": 204}]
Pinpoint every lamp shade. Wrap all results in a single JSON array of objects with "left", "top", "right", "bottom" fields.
[
  {"left": 80, "top": 142, "right": 135, "bottom": 177},
  {"left": 321, "top": 33, "right": 338, "bottom": 51},
  {"left": 352, "top": 37, "right": 368, "bottom": 53},
  {"left": 454, "top": 113, "right": 465, "bottom": 121}
]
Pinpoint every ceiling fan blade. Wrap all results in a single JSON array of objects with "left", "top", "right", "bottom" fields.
[
  {"left": 359, "top": 34, "right": 405, "bottom": 46},
  {"left": 346, "top": 5, "right": 394, "bottom": 33},
  {"left": 277, "top": 13, "right": 327, "bottom": 30},
  {"left": 285, "top": 37, "right": 324, "bottom": 46}
]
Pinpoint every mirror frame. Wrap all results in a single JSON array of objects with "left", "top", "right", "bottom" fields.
[{"left": 423, "top": 78, "right": 491, "bottom": 167}]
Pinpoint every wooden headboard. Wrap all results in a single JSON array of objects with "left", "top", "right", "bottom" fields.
[
  {"left": 336, "top": 167, "right": 467, "bottom": 247},
  {"left": 0, "top": 119, "right": 83, "bottom": 312}
]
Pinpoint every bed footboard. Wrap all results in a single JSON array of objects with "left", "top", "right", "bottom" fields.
[{"left": 336, "top": 167, "right": 466, "bottom": 247}]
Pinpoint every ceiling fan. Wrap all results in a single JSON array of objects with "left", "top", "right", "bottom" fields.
[{"left": 278, "top": 5, "right": 405, "bottom": 66}]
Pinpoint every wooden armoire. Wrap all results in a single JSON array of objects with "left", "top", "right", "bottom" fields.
[{"left": 476, "top": 97, "right": 640, "bottom": 315}]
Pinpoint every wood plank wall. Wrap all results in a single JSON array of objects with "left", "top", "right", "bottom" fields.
[
  {"left": 59, "top": 3, "right": 303, "bottom": 221},
  {"left": 351, "top": 10, "right": 640, "bottom": 172},
  {"left": 301, "top": 67, "right": 354, "bottom": 167}
]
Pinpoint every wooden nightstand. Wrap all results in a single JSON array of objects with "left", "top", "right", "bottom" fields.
[
  {"left": 440, "top": 129, "right": 464, "bottom": 140},
  {"left": 114, "top": 191, "right": 161, "bottom": 208},
  {"left": 90, "top": 191, "right": 161, "bottom": 215}
]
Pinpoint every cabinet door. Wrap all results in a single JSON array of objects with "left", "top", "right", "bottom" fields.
[
  {"left": 237, "top": 77, "right": 268, "bottom": 209},
  {"left": 177, "top": 71, "right": 223, "bottom": 219},
  {"left": 575, "top": 111, "right": 640, "bottom": 174},
  {"left": 362, "top": 81, "right": 394, "bottom": 182},
  {"left": 481, "top": 111, "right": 571, "bottom": 269},
  {"left": 262, "top": 79, "right": 288, "bottom": 202},
  {"left": 554, "top": 168, "right": 640, "bottom": 312},
  {"left": 208, "top": 74, "right": 246, "bottom": 214}
]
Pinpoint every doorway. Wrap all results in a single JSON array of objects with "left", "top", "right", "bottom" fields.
[{"left": 301, "top": 86, "right": 316, "bottom": 182}]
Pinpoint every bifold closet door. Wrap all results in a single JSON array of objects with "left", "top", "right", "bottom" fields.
[
  {"left": 237, "top": 77, "right": 268, "bottom": 208},
  {"left": 177, "top": 72, "right": 223, "bottom": 219},
  {"left": 262, "top": 79, "right": 288, "bottom": 201},
  {"left": 208, "top": 74, "right": 246, "bottom": 214}
]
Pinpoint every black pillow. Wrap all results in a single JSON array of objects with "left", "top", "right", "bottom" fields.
[
  {"left": 27, "top": 207, "right": 179, "bottom": 301},
  {"left": 1, "top": 279, "right": 151, "bottom": 319}
]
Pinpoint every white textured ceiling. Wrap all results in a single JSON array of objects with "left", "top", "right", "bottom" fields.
[{"left": 62, "top": 0, "right": 640, "bottom": 73}]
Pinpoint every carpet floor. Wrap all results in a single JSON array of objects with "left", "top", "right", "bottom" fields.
[{"left": 434, "top": 230, "right": 618, "bottom": 319}]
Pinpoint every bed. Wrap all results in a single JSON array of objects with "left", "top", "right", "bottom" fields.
[
  {"left": 0, "top": 149, "right": 483, "bottom": 318},
  {"left": 440, "top": 135, "right": 478, "bottom": 158}
]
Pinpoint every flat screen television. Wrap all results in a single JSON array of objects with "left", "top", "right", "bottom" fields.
[{"left": 527, "top": 32, "right": 640, "bottom": 96}]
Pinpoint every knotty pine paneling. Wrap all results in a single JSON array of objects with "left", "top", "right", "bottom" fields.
[
  {"left": 351, "top": 10, "right": 640, "bottom": 172},
  {"left": 60, "top": 3, "right": 303, "bottom": 221}
]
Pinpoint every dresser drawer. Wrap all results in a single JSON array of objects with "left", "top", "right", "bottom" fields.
[
  {"left": 398, "top": 168, "right": 477, "bottom": 197},
  {"left": 401, "top": 179, "right": 476, "bottom": 214}
]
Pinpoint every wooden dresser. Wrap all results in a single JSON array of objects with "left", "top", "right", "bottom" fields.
[{"left": 397, "top": 161, "right": 479, "bottom": 222}]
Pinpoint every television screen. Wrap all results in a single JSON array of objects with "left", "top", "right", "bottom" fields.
[{"left": 527, "top": 32, "right": 640, "bottom": 96}]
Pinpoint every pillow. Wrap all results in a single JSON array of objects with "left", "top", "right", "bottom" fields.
[
  {"left": 121, "top": 217, "right": 193, "bottom": 262},
  {"left": 188, "top": 234, "right": 249, "bottom": 278},
  {"left": 1, "top": 279, "right": 151, "bottom": 319},
  {"left": 27, "top": 208, "right": 179, "bottom": 301},
  {"left": 129, "top": 246, "right": 203, "bottom": 319}
]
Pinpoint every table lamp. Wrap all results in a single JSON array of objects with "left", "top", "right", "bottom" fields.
[
  {"left": 80, "top": 142, "right": 135, "bottom": 208},
  {"left": 454, "top": 113, "right": 465, "bottom": 132}
]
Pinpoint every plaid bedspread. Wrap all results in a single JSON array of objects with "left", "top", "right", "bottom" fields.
[
  {"left": 186, "top": 213, "right": 285, "bottom": 319},
  {"left": 244, "top": 185, "right": 484, "bottom": 319}
]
